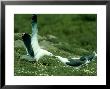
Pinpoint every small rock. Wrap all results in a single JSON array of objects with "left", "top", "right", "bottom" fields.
[
  {"left": 47, "top": 35, "right": 57, "bottom": 39},
  {"left": 14, "top": 40, "right": 24, "bottom": 48}
]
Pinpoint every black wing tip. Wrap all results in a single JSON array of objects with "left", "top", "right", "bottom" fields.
[
  {"left": 22, "top": 33, "right": 34, "bottom": 57},
  {"left": 22, "top": 33, "right": 30, "bottom": 39},
  {"left": 32, "top": 14, "right": 37, "bottom": 23}
]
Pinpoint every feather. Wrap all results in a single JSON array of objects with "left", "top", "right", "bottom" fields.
[{"left": 22, "top": 33, "right": 34, "bottom": 57}]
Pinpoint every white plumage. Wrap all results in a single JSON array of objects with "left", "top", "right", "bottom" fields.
[{"left": 55, "top": 56, "right": 69, "bottom": 63}]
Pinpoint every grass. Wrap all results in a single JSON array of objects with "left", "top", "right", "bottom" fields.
[{"left": 14, "top": 14, "right": 97, "bottom": 76}]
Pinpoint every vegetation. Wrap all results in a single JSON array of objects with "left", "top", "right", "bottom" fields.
[{"left": 14, "top": 14, "right": 97, "bottom": 76}]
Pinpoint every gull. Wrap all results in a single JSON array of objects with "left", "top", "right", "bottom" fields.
[{"left": 21, "top": 14, "right": 97, "bottom": 66}]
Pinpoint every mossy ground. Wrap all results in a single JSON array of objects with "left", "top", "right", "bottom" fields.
[{"left": 14, "top": 14, "right": 97, "bottom": 76}]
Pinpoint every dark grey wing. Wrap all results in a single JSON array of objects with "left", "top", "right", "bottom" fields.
[
  {"left": 66, "top": 59, "right": 85, "bottom": 67},
  {"left": 66, "top": 52, "right": 96, "bottom": 67},
  {"left": 80, "top": 52, "right": 96, "bottom": 61},
  {"left": 22, "top": 33, "right": 34, "bottom": 57}
]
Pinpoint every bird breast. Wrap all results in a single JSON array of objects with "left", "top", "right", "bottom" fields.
[{"left": 34, "top": 49, "right": 53, "bottom": 61}]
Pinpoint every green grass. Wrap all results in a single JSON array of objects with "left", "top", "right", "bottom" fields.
[{"left": 14, "top": 14, "right": 97, "bottom": 76}]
